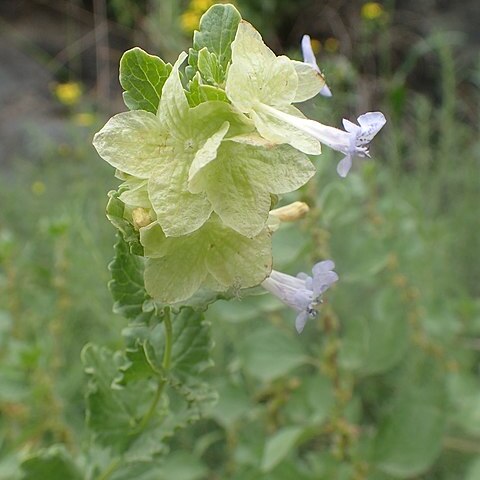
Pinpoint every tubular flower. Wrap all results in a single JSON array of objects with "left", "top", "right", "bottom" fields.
[
  {"left": 258, "top": 106, "right": 386, "bottom": 177},
  {"left": 261, "top": 260, "right": 338, "bottom": 333},
  {"left": 301, "top": 34, "right": 332, "bottom": 97}
]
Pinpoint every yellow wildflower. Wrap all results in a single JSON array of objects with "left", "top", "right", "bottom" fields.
[
  {"left": 73, "top": 112, "right": 95, "bottom": 127},
  {"left": 54, "top": 82, "right": 82, "bottom": 106},
  {"left": 31, "top": 181, "right": 46, "bottom": 196},
  {"left": 361, "top": 2, "right": 384, "bottom": 21},
  {"left": 324, "top": 37, "right": 339, "bottom": 54},
  {"left": 310, "top": 38, "right": 321, "bottom": 54},
  {"left": 180, "top": 11, "right": 201, "bottom": 33}
]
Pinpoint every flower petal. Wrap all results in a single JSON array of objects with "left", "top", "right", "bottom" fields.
[{"left": 336, "top": 155, "right": 353, "bottom": 178}]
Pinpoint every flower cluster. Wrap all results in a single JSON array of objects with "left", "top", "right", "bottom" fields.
[{"left": 93, "top": 4, "right": 385, "bottom": 331}]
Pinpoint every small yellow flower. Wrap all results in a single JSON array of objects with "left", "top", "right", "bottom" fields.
[
  {"left": 31, "top": 181, "right": 46, "bottom": 196},
  {"left": 54, "top": 82, "right": 82, "bottom": 106},
  {"left": 310, "top": 38, "right": 321, "bottom": 54},
  {"left": 324, "top": 37, "right": 339, "bottom": 54},
  {"left": 361, "top": 2, "right": 384, "bottom": 21},
  {"left": 73, "top": 112, "right": 95, "bottom": 127},
  {"left": 192, "top": 0, "right": 214, "bottom": 11},
  {"left": 180, "top": 11, "right": 201, "bottom": 33}
]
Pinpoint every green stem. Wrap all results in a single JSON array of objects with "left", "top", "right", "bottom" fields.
[
  {"left": 97, "top": 459, "right": 121, "bottom": 480},
  {"left": 96, "top": 311, "right": 174, "bottom": 480},
  {"left": 136, "top": 310, "right": 173, "bottom": 432}
]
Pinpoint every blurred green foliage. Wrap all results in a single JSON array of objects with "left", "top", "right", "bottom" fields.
[{"left": 1, "top": 1, "right": 480, "bottom": 479}]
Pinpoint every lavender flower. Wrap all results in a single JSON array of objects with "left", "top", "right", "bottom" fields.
[
  {"left": 261, "top": 260, "right": 339, "bottom": 333},
  {"left": 258, "top": 105, "right": 386, "bottom": 177},
  {"left": 301, "top": 34, "right": 332, "bottom": 97}
]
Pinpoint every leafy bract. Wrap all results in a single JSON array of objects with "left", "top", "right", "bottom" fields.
[
  {"left": 225, "top": 21, "right": 324, "bottom": 154},
  {"left": 94, "top": 53, "right": 252, "bottom": 237},
  {"left": 188, "top": 4, "right": 241, "bottom": 81},
  {"left": 141, "top": 216, "right": 272, "bottom": 303},
  {"left": 189, "top": 138, "right": 315, "bottom": 237},
  {"left": 120, "top": 47, "right": 172, "bottom": 113}
]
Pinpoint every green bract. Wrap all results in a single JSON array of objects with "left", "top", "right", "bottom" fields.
[
  {"left": 225, "top": 21, "right": 325, "bottom": 155},
  {"left": 141, "top": 217, "right": 272, "bottom": 303}
]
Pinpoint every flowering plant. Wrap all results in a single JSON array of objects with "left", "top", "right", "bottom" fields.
[{"left": 93, "top": 3, "right": 385, "bottom": 314}]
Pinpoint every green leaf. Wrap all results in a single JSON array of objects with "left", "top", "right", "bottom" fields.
[
  {"left": 197, "top": 48, "right": 224, "bottom": 85},
  {"left": 282, "top": 375, "right": 334, "bottom": 425},
  {"left": 239, "top": 325, "right": 307, "bottom": 382},
  {"left": 372, "top": 357, "right": 447, "bottom": 477},
  {"left": 108, "top": 233, "right": 152, "bottom": 321},
  {"left": 339, "top": 288, "right": 409, "bottom": 375},
  {"left": 20, "top": 445, "right": 83, "bottom": 480},
  {"left": 82, "top": 344, "right": 144, "bottom": 451},
  {"left": 149, "top": 307, "right": 213, "bottom": 379},
  {"left": 120, "top": 47, "right": 172, "bottom": 113},
  {"left": 189, "top": 4, "right": 241, "bottom": 75},
  {"left": 207, "top": 380, "right": 251, "bottom": 429},
  {"left": 186, "top": 74, "right": 229, "bottom": 107},
  {"left": 261, "top": 426, "right": 306, "bottom": 472}
]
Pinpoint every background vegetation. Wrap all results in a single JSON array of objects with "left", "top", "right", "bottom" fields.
[{"left": 1, "top": 0, "right": 479, "bottom": 478}]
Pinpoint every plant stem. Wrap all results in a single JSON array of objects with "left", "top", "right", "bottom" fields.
[
  {"left": 96, "top": 311, "right": 174, "bottom": 480},
  {"left": 136, "top": 310, "right": 173, "bottom": 432}
]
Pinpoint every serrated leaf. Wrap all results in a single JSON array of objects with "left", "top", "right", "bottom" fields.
[
  {"left": 20, "top": 445, "right": 83, "bottom": 480},
  {"left": 197, "top": 48, "right": 224, "bottom": 85},
  {"left": 146, "top": 307, "right": 213, "bottom": 379},
  {"left": 261, "top": 426, "right": 306, "bottom": 472},
  {"left": 108, "top": 233, "right": 152, "bottom": 321},
  {"left": 189, "top": 4, "right": 241, "bottom": 75},
  {"left": 82, "top": 344, "right": 145, "bottom": 452},
  {"left": 120, "top": 47, "right": 172, "bottom": 113},
  {"left": 239, "top": 325, "right": 307, "bottom": 382},
  {"left": 186, "top": 74, "right": 229, "bottom": 107}
]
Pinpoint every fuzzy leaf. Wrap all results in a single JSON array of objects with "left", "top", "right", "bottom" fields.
[
  {"left": 197, "top": 48, "right": 224, "bottom": 85},
  {"left": 189, "top": 4, "right": 241, "bottom": 74},
  {"left": 108, "top": 233, "right": 152, "bottom": 321},
  {"left": 120, "top": 47, "right": 172, "bottom": 113},
  {"left": 20, "top": 446, "right": 83, "bottom": 480},
  {"left": 186, "top": 75, "right": 229, "bottom": 107}
]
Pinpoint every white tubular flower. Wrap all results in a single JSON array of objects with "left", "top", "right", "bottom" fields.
[
  {"left": 301, "top": 34, "right": 332, "bottom": 97},
  {"left": 258, "top": 106, "right": 386, "bottom": 178},
  {"left": 261, "top": 260, "right": 338, "bottom": 333}
]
